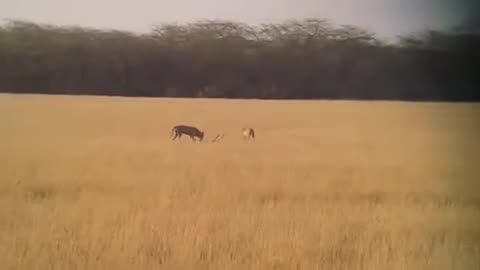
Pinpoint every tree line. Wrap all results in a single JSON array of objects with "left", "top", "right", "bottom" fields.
[{"left": 0, "top": 18, "right": 479, "bottom": 101}]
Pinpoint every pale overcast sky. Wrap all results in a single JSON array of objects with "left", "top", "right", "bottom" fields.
[{"left": 0, "top": 0, "right": 473, "bottom": 40}]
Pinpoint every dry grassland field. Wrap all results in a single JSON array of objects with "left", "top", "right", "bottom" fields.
[{"left": 0, "top": 93, "right": 479, "bottom": 270}]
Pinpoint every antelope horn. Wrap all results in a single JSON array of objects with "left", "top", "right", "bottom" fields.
[{"left": 211, "top": 133, "right": 224, "bottom": 143}]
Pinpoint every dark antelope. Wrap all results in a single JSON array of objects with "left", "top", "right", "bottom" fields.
[{"left": 171, "top": 125, "right": 205, "bottom": 142}]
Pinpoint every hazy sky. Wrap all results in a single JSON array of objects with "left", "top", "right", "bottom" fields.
[{"left": 0, "top": 0, "right": 474, "bottom": 40}]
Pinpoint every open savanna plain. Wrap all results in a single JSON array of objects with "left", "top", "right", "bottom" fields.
[{"left": 0, "top": 93, "right": 479, "bottom": 270}]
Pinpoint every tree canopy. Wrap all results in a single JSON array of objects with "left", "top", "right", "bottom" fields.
[{"left": 1, "top": 18, "right": 478, "bottom": 101}]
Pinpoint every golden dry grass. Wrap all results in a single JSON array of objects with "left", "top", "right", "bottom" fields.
[{"left": 0, "top": 93, "right": 479, "bottom": 270}]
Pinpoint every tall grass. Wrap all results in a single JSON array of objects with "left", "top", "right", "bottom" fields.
[{"left": 0, "top": 94, "right": 479, "bottom": 270}]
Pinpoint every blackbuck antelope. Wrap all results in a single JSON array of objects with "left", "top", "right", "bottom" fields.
[
  {"left": 171, "top": 125, "right": 205, "bottom": 142},
  {"left": 242, "top": 127, "right": 255, "bottom": 140}
]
